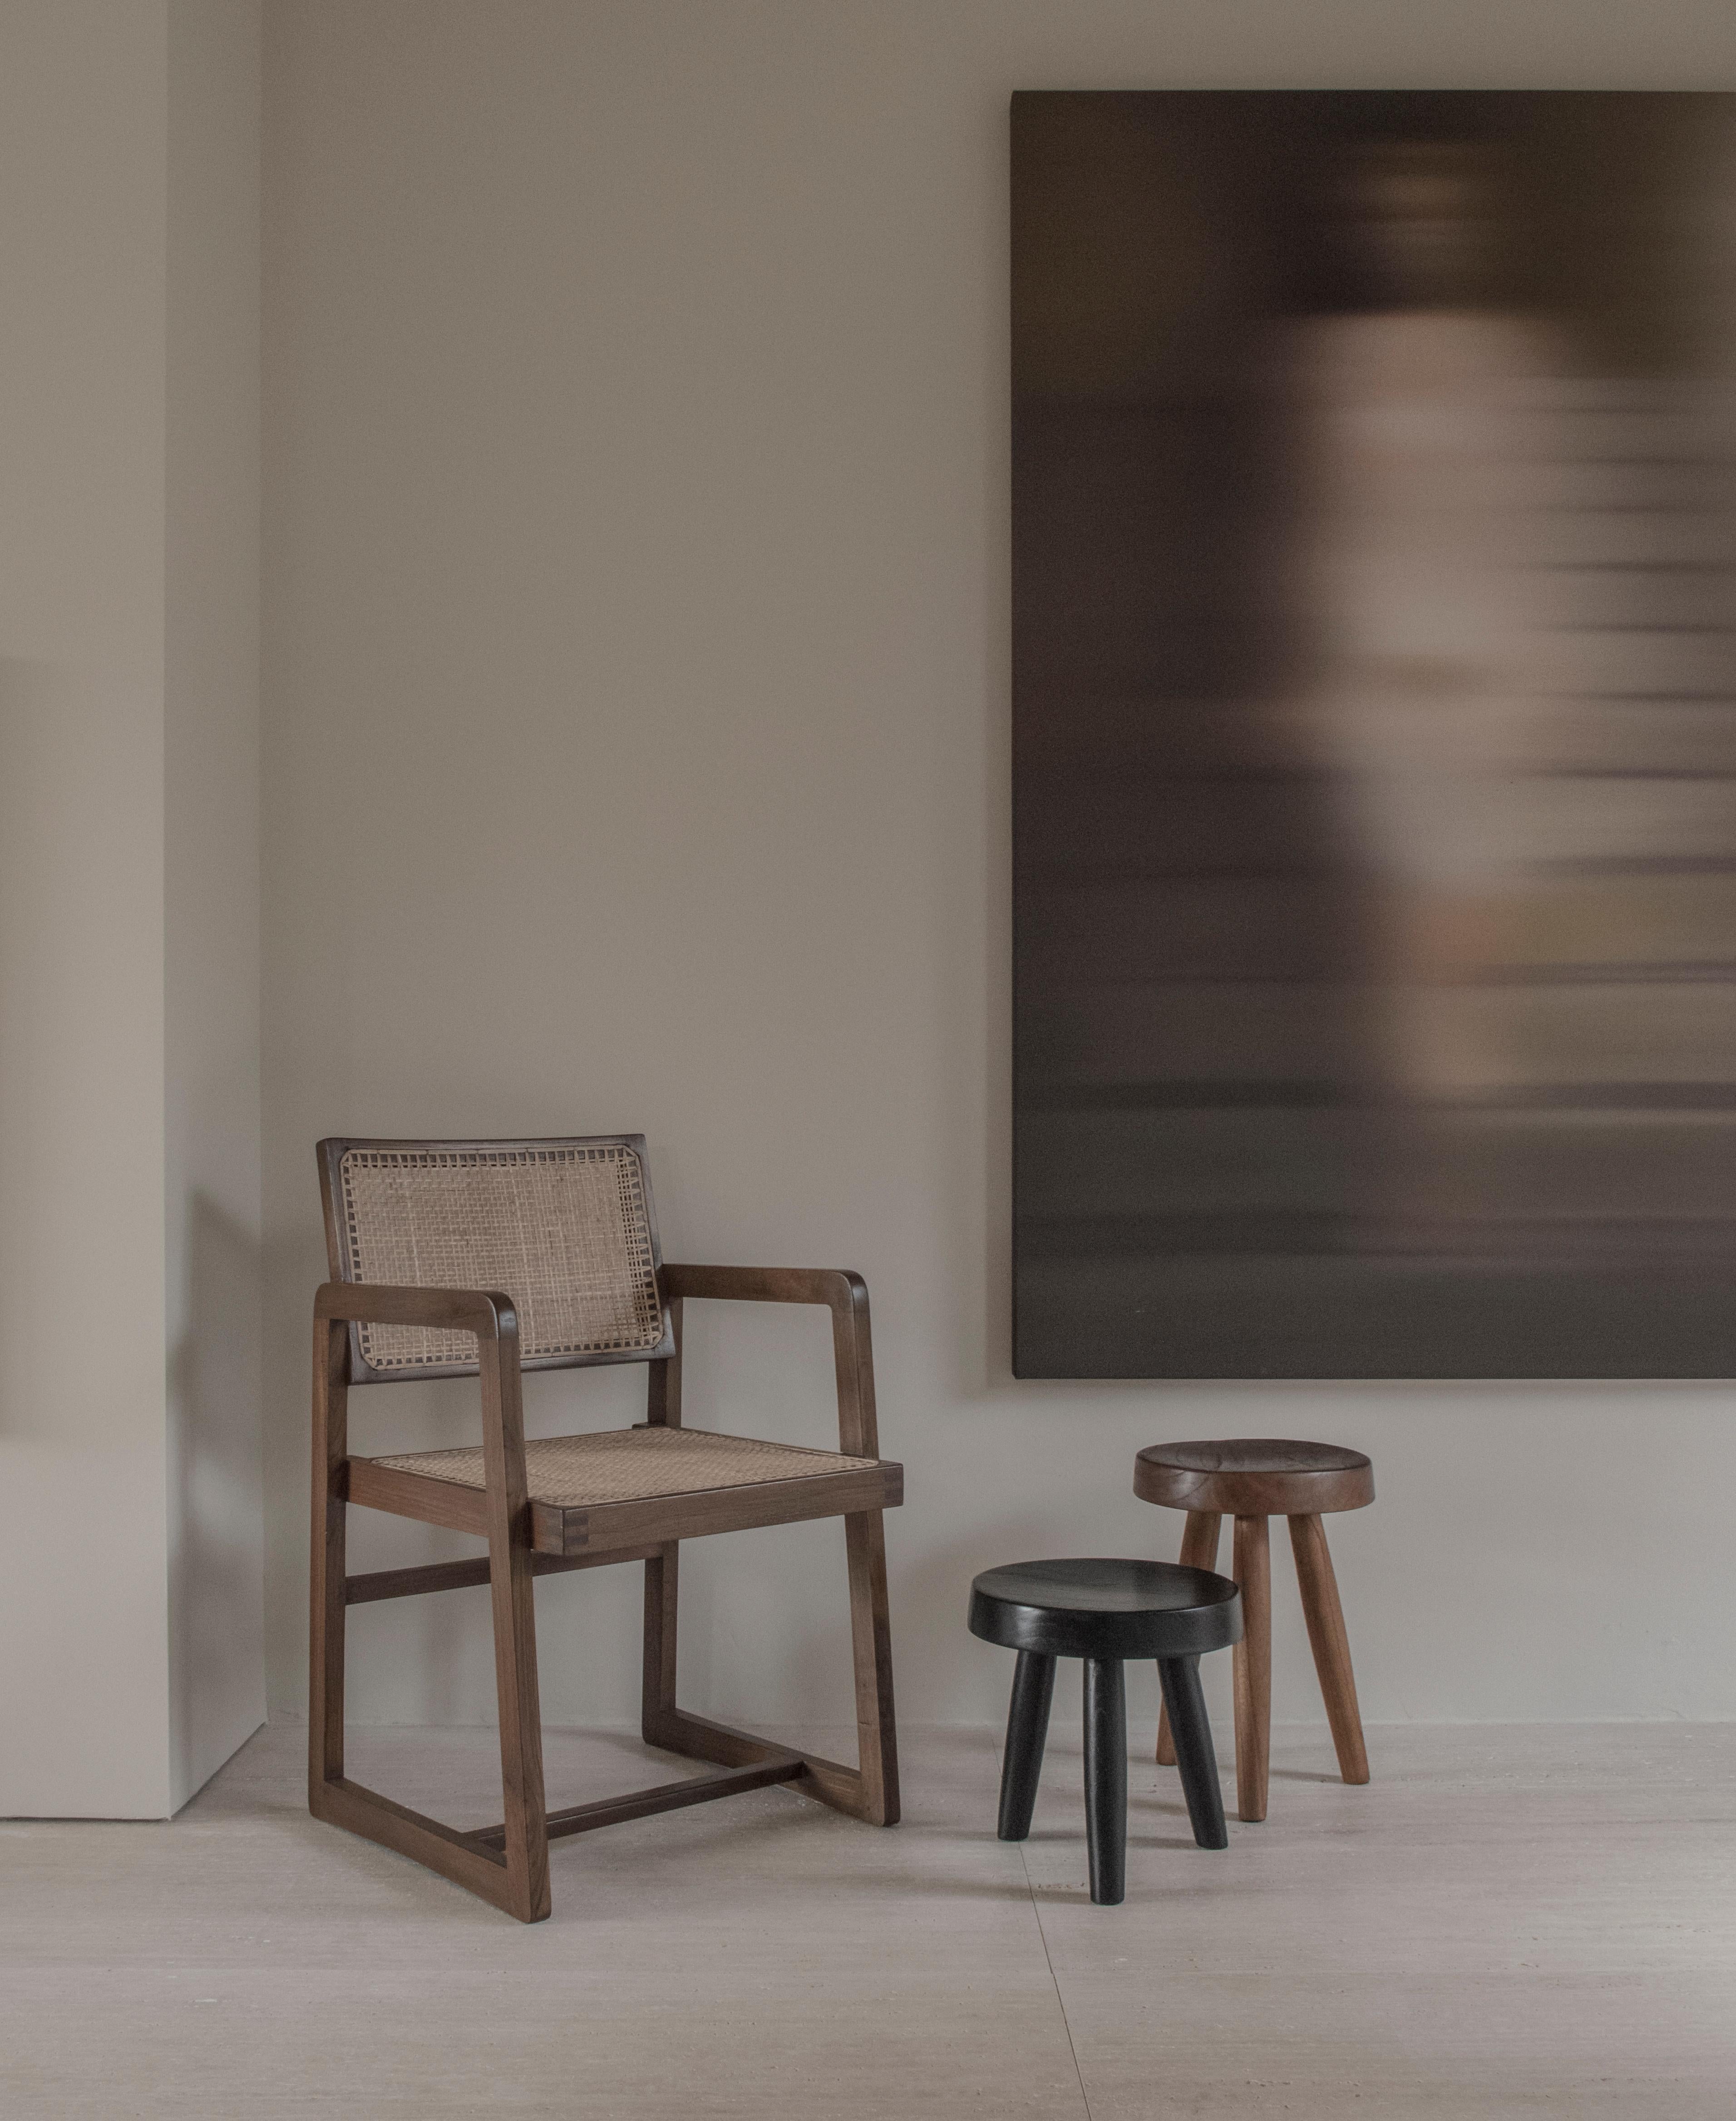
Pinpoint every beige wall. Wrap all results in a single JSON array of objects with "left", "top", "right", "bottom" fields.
[
  {"left": 261, "top": 1, "right": 1736, "bottom": 1741},
  {"left": 166, "top": 0, "right": 266, "bottom": 1812},
  {"left": 0, "top": 2, "right": 174, "bottom": 1818},
  {"left": 0, "top": 1, "right": 262, "bottom": 1818}
]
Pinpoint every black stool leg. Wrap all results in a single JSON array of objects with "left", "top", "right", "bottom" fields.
[
  {"left": 1082, "top": 1657, "right": 1127, "bottom": 1904},
  {"left": 997, "top": 1650, "right": 1055, "bottom": 1841},
  {"left": 1157, "top": 1653, "right": 1228, "bottom": 1851}
]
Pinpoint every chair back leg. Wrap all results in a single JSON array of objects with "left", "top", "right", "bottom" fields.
[
  {"left": 845, "top": 1509, "right": 900, "bottom": 1825},
  {"left": 641, "top": 1541, "right": 681, "bottom": 1746},
  {"left": 478, "top": 1338, "right": 549, "bottom": 1922}
]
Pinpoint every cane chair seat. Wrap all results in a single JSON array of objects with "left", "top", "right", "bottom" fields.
[
  {"left": 355, "top": 1421, "right": 901, "bottom": 1559},
  {"left": 372, "top": 1423, "right": 880, "bottom": 1507}
]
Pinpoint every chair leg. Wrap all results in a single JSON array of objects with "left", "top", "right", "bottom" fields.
[
  {"left": 1083, "top": 1657, "right": 1127, "bottom": 1906},
  {"left": 308, "top": 1317, "right": 347, "bottom": 1807},
  {"left": 996, "top": 1650, "right": 1055, "bottom": 1841},
  {"left": 472, "top": 1335, "right": 548, "bottom": 1924},
  {"left": 1288, "top": 1512, "right": 1370, "bottom": 1786},
  {"left": 1232, "top": 1513, "right": 1272, "bottom": 1824},
  {"left": 641, "top": 1541, "right": 681, "bottom": 1746},
  {"left": 1157, "top": 1509, "right": 1223, "bottom": 1765},
  {"left": 845, "top": 1508, "right": 901, "bottom": 1825},
  {"left": 1156, "top": 1654, "right": 1228, "bottom": 1850},
  {"left": 309, "top": 1488, "right": 346, "bottom": 1794},
  {"left": 486, "top": 1525, "right": 550, "bottom": 1924},
  {"left": 641, "top": 1511, "right": 898, "bottom": 1828}
]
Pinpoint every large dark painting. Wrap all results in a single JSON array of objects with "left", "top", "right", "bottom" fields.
[{"left": 1012, "top": 91, "right": 1736, "bottom": 1376}]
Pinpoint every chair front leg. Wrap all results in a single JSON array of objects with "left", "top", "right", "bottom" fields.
[
  {"left": 479, "top": 1332, "right": 549, "bottom": 1923},
  {"left": 308, "top": 1316, "right": 348, "bottom": 1807},
  {"left": 845, "top": 1509, "right": 900, "bottom": 1825}
]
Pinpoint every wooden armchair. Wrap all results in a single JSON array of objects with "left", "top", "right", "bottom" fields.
[{"left": 309, "top": 1135, "right": 901, "bottom": 1922}]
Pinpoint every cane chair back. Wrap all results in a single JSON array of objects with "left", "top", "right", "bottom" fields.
[{"left": 317, "top": 1136, "right": 672, "bottom": 1383}]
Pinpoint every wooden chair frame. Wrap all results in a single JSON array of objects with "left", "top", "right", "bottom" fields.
[{"left": 310, "top": 1256, "right": 900, "bottom": 1924}]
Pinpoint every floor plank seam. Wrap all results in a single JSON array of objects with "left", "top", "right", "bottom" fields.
[{"left": 1017, "top": 1837, "right": 1095, "bottom": 2121}]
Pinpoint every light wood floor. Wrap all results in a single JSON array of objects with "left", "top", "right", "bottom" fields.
[{"left": 4, "top": 1719, "right": 1734, "bottom": 2117}]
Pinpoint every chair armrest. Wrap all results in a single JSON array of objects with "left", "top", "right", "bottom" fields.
[
  {"left": 659, "top": 1264, "right": 879, "bottom": 1459},
  {"left": 661, "top": 1263, "right": 864, "bottom": 1313},
  {"left": 313, "top": 1283, "right": 530, "bottom": 1522},
  {"left": 315, "top": 1280, "right": 519, "bottom": 1342}
]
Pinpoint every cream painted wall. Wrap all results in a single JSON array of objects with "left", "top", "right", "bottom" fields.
[
  {"left": 261, "top": 0, "right": 1736, "bottom": 1744},
  {"left": 0, "top": 3, "right": 174, "bottom": 1819},
  {"left": 0, "top": 1, "right": 262, "bottom": 1818},
  {"left": 165, "top": 0, "right": 266, "bottom": 1813}
]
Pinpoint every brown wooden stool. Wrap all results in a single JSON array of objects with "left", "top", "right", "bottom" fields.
[{"left": 1133, "top": 1440, "right": 1374, "bottom": 1824}]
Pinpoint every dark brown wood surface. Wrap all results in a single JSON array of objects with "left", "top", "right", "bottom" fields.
[
  {"left": 308, "top": 1313, "right": 349, "bottom": 1805},
  {"left": 1155, "top": 1509, "right": 1222, "bottom": 1767},
  {"left": 537, "top": 1460, "right": 903, "bottom": 1557},
  {"left": 1137, "top": 1436, "right": 1372, "bottom": 1819},
  {"left": 1231, "top": 1513, "right": 1272, "bottom": 1824},
  {"left": 308, "top": 1192, "right": 903, "bottom": 1919},
  {"left": 1289, "top": 1511, "right": 1371, "bottom": 1786},
  {"left": 345, "top": 1457, "right": 490, "bottom": 1537},
  {"left": 476, "top": 1755, "right": 805, "bottom": 1848},
  {"left": 478, "top": 1324, "right": 551, "bottom": 1921},
  {"left": 1135, "top": 1438, "right": 1374, "bottom": 1518},
  {"left": 343, "top": 1544, "right": 663, "bottom": 1607}
]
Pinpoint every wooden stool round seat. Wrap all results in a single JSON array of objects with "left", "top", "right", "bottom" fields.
[
  {"left": 968, "top": 1559, "right": 1242, "bottom": 1904},
  {"left": 1134, "top": 1440, "right": 1375, "bottom": 1826},
  {"left": 1134, "top": 1438, "right": 1374, "bottom": 1519}
]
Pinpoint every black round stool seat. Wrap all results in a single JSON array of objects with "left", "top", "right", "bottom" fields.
[
  {"left": 967, "top": 1557, "right": 1242, "bottom": 1906},
  {"left": 968, "top": 1557, "right": 1243, "bottom": 1662}
]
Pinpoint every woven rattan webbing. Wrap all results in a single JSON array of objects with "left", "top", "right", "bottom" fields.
[
  {"left": 370, "top": 1425, "right": 878, "bottom": 1509},
  {"left": 339, "top": 1145, "right": 663, "bottom": 1374}
]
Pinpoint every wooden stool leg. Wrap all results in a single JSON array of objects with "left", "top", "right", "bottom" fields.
[
  {"left": 1083, "top": 1657, "right": 1127, "bottom": 1905},
  {"left": 1288, "top": 1512, "right": 1370, "bottom": 1786},
  {"left": 997, "top": 1649, "right": 1055, "bottom": 1842},
  {"left": 1232, "top": 1514, "right": 1271, "bottom": 1824},
  {"left": 1156, "top": 1509, "right": 1222, "bottom": 1765},
  {"left": 1156, "top": 1653, "right": 1228, "bottom": 1850}
]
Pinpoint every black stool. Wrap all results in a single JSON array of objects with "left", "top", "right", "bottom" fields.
[{"left": 967, "top": 1558, "right": 1242, "bottom": 1905}]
